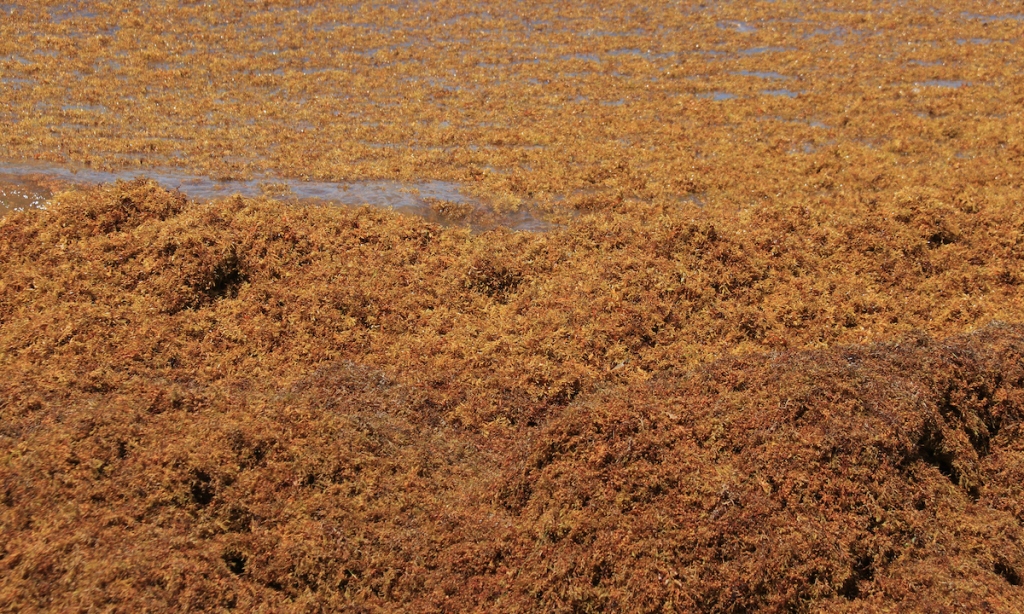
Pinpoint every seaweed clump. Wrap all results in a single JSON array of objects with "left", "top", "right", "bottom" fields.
[{"left": 1, "top": 182, "right": 1024, "bottom": 610}]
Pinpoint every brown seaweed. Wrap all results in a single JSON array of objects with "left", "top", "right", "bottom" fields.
[
  {"left": 1, "top": 181, "right": 1023, "bottom": 610},
  {"left": 3, "top": 0, "right": 1024, "bottom": 610}
]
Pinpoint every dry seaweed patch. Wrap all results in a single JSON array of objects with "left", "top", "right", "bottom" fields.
[
  {"left": 1, "top": 182, "right": 1024, "bottom": 610},
  {"left": 2, "top": 315, "right": 1024, "bottom": 611},
  {"left": 2, "top": 179, "right": 1024, "bottom": 418},
  {"left": 495, "top": 325, "right": 1024, "bottom": 612}
]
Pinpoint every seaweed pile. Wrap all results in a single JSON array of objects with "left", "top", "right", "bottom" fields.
[
  {"left": 2, "top": 181, "right": 1023, "bottom": 611},
  {"left": 4, "top": 0, "right": 1024, "bottom": 611}
]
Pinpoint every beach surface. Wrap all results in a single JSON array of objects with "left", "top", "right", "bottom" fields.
[{"left": 3, "top": 1, "right": 1024, "bottom": 611}]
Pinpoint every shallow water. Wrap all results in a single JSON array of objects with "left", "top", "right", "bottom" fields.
[
  {"left": 734, "top": 70, "right": 792, "bottom": 80},
  {"left": 0, "top": 174, "right": 51, "bottom": 214},
  {"left": 920, "top": 79, "right": 966, "bottom": 88},
  {"left": 0, "top": 161, "right": 550, "bottom": 232},
  {"left": 697, "top": 91, "right": 737, "bottom": 101}
]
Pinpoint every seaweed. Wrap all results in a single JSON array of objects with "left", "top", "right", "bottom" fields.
[
  {"left": 1, "top": 182, "right": 1023, "bottom": 610},
  {"left": 3, "top": 0, "right": 1024, "bottom": 610}
]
